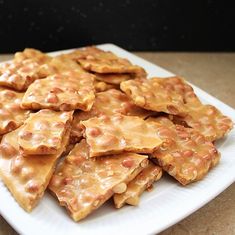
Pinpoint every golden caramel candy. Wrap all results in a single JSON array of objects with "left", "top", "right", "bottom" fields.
[
  {"left": 0, "top": 88, "right": 30, "bottom": 135},
  {"left": 95, "top": 73, "right": 136, "bottom": 85},
  {"left": 49, "top": 140, "right": 148, "bottom": 221},
  {"left": 72, "top": 47, "right": 146, "bottom": 76},
  {"left": 14, "top": 48, "right": 51, "bottom": 64},
  {"left": 94, "top": 80, "right": 119, "bottom": 92},
  {"left": 70, "top": 89, "right": 153, "bottom": 144},
  {"left": 150, "top": 117, "right": 220, "bottom": 185},
  {"left": 0, "top": 125, "right": 70, "bottom": 212},
  {"left": 0, "top": 49, "right": 51, "bottom": 91},
  {"left": 160, "top": 76, "right": 201, "bottom": 105},
  {"left": 21, "top": 71, "right": 95, "bottom": 111},
  {"left": 81, "top": 114, "right": 162, "bottom": 157},
  {"left": 18, "top": 109, "right": 73, "bottom": 155},
  {"left": 172, "top": 104, "right": 233, "bottom": 141},
  {"left": 121, "top": 77, "right": 188, "bottom": 116},
  {"left": 37, "top": 54, "right": 84, "bottom": 78},
  {"left": 113, "top": 162, "right": 162, "bottom": 208},
  {"left": 0, "top": 60, "right": 43, "bottom": 91}
]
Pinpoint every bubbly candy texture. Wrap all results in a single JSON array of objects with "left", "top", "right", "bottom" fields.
[
  {"left": 81, "top": 114, "right": 162, "bottom": 157},
  {"left": 93, "top": 80, "right": 119, "bottom": 92},
  {"left": 21, "top": 71, "right": 95, "bottom": 111},
  {"left": 72, "top": 46, "right": 147, "bottom": 76},
  {"left": 113, "top": 162, "right": 162, "bottom": 208},
  {"left": 49, "top": 140, "right": 148, "bottom": 221},
  {"left": 0, "top": 88, "right": 31, "bottom": 135},
  {"left": 172, "top": 104, "right": 233, "bottom": 142},
  {"left": 94, "top": 73, "right": 136, "bottom": 85},
  {"left": 37, "top": 54, "right": 84, "bottom": 78},
  {"left": 14, "top": 48, "right": 51, "bottom": 64},
  {"left": 70, "top": 89, "right": 153, "bottom": 143},
  {"left": 150, "top": 117, "right": 220, "bottom": 185},
  {"left": 0, "top": 125, "right": 70, "bottom": 212},
  {"left": 18, "top": 109, "right": 73, "bottom": 155},
  {"left": 121, "top": 77, "right": 188, "bottom": 116},
  {"left": 0, "top": 49, "right": 51, "bottom": 91}
]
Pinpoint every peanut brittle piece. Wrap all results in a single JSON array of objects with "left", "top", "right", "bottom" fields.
[
  {"left": 14, "top": 48, "right": 51, "bottom": 64},
  {"left": 150, "top": 117, "right": 220, "bottom": 185},
  {"left": 172, "top": 104, "right": 233, "bottom": 142},
  {"left": 70, "top": 89, "right": 152, "bottom": 143},
  {"left": 0, "top": 126, "right": 70, "bottom": 212},
  {"left": 49, "top": 140, "right": 148, "bottom": 221},
  {"left": 21, "top": 71, "right": 95, "bottom": 111},
  {"left": 73, "top": 47, "right": 146, "bottom": 76},
  {"left": 113, "top": 162, "right": 162, "bottom": 208},
  {"left": 95, "top": 73, "right": 136, "bottom": 85},
  {"left": 0, "top": 49, "right": 51, "bottom": 91},
  {"left": 81, "top": 114, "right": 162, "bottom": 157},
  {"left": 38, "top": 54, "right": 84, "bottom": 78},
  {"left": 162, "top": 76, "right": 201, "bottom": 105},
  {"left": 0, "top": 60, "right": 43, "bottom": 91},
  {"left": 121, "top": 78, "right": 187, "bottom": 116},
  {"left": 18, "top": 109, "right": 73, "bottom": 155},
  {"left": 0, "top": 88, "right": 30, "bottom": 135},
  {"left": 94, "top": 80, "right": 119, "bottom": 92}
]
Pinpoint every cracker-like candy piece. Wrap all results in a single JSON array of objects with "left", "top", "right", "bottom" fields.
[
  {"left": 38, "top": 54, "right": 84, "bottom": 78},
  {"left": 94, "top": 80, "right": 119, "bottom": 92},
  {"left": 81, "top": 114, "right": 162, "bottom": 157},
  {"left": 113, "top": 162, "right": 162, "bottom": 208},
  {"left": 121, "top": 78, "right": 187, "bottom": 116},
  {"left": 73, "top": 47, "right": 146, "bottom": 76},
  {"left": 0, "top": 126, "right": 70, "bottom": 212},
  {"left": 172, "top": 104, "right": 233, "bottom": 142},
  {"left": 14, "top": 48, "right": 51, "bottom": 64},
  {"left": 0, "top": 88, "right": 30, "bottom": 135},
  {"left": 49, "top": 140, "right": 148, "bottom": 221},
  {"left": 21, "top": 71, "right": 95, "bottom": 111},
  {"left": 18, "top": 109, "right": 73, "bottom": 156},
  {"left": 0, "top": 49, "right": 51, "bottom": 91},
  {"left": 95, "top": 73, "right": 136, "bottom": 85},
  {"left": 0, "top": 60, "right": 43, "bottom": 91},
  {"left": 150, "top": 117, "right": 220, "bottom": 185},
  {"left": 70, "top": 89, "right": 152, "bottom": 144},
  {"left": 161, "top": 76, "right": 201, "bottom": 105}
]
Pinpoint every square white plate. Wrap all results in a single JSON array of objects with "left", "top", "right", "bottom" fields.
[{"left": 0, "top": 44, "right": 235, "bottom": 235}]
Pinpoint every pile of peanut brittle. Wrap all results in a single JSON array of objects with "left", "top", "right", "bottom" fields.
[{"left": 0, "top": 47, "right": 233, "bottom": 222}]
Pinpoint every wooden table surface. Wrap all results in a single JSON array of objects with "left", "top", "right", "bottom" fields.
[{"left": 0, "top": 52, "right": 235, "bottom": 235}]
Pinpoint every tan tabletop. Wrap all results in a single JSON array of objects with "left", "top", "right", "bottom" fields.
[{"left": 0, "top": 52, "right": 235, "bottom": 235}]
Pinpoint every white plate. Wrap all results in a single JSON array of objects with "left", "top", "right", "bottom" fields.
[{"left": 0, "top": 44, "right": 235, "bottom": 235}]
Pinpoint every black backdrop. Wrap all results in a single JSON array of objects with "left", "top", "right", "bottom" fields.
[{"left": 0, "top": 0, "right": 234, "bottom": 52}]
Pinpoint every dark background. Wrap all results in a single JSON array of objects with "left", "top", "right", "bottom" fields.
[{"left": 0, "top": 0, "right": 234, "bottom": 53}]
